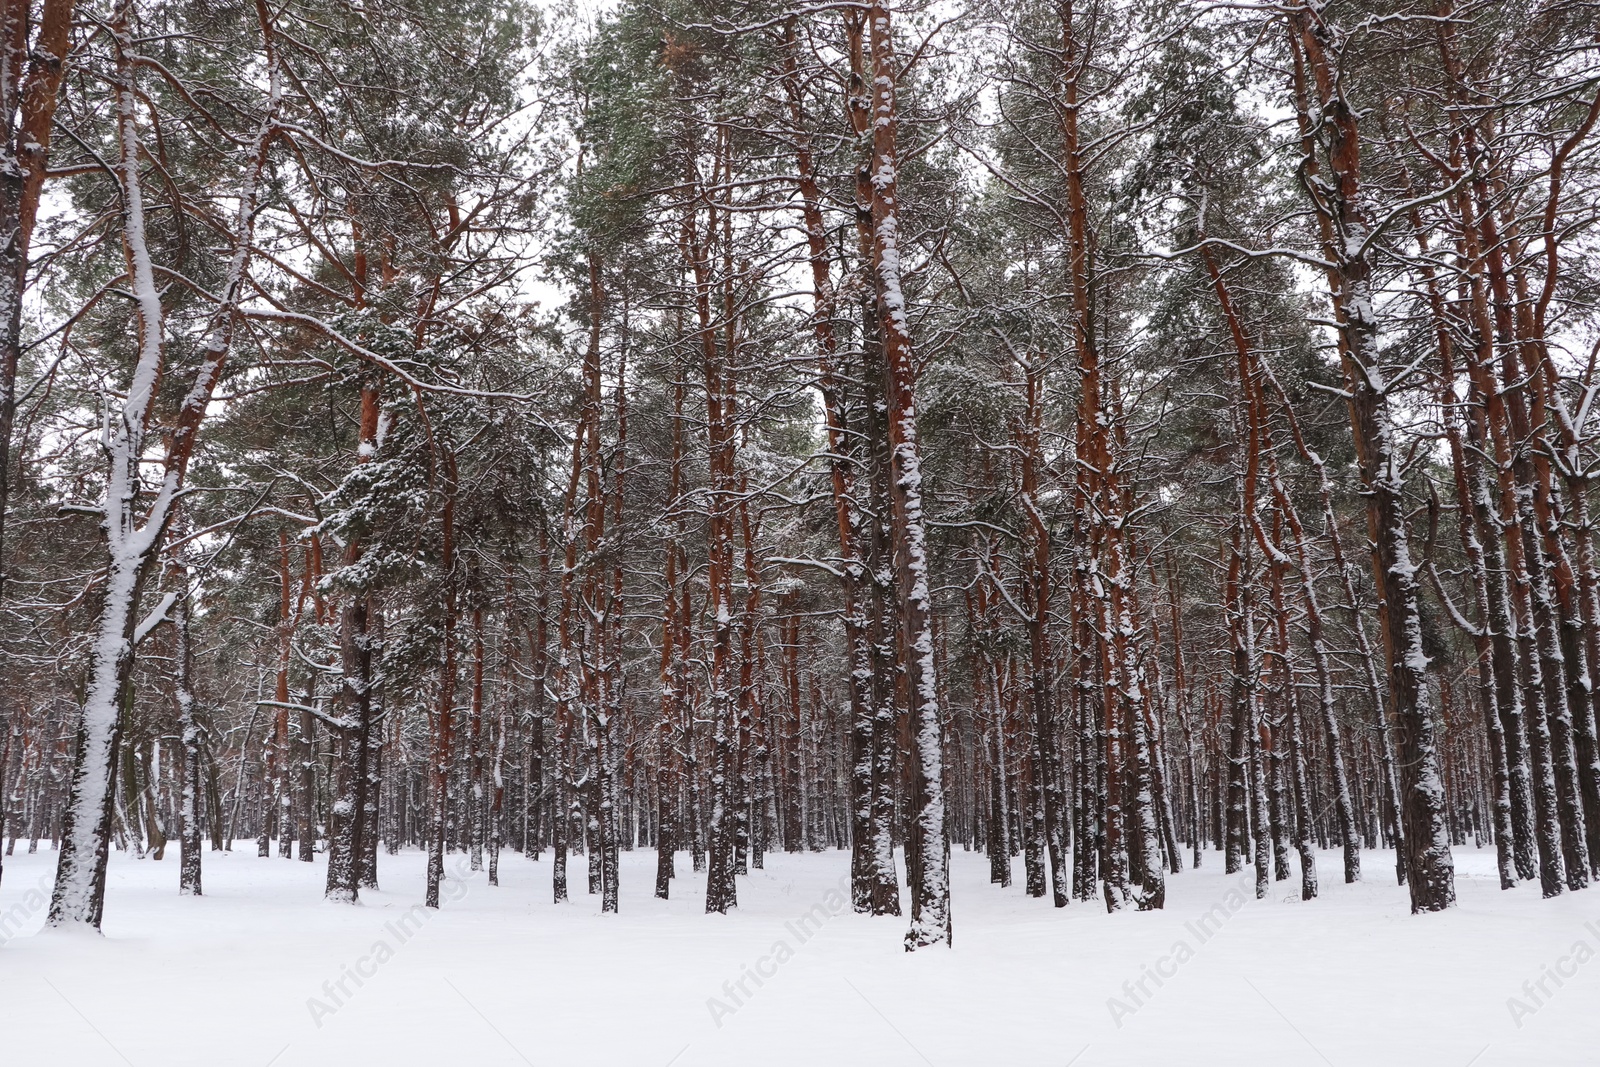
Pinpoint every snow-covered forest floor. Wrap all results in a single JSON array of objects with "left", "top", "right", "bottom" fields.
[{"left": 1, "top": 846, "right": 1592, "bottom": 1066}]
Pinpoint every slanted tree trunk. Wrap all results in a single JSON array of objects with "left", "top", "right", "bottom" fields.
[{"left": 51, "top": 3, "right": 279, "bottom": 927}]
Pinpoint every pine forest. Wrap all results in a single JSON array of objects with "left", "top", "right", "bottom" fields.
[{"left": 1, "top": 0, "right": 1598, "bottom": 1063}]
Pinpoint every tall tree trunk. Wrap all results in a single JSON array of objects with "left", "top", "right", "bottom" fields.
[
  {"left": 1018, "top": 355, "right": 1068, "bottom": 906},
  {"left": 0, "top": 0, "right": 76, "bottom": 640},
  {"left": 863, "top": 0, "right": 949, "bottom": 948},
  {"left": 425, "top": 456, "right": 458, "bottom": 909},
  {"left": 172, "top": 562, "right": 202, "bottom": 897},
  {"left": 326, "top": 378, "right": 380, "bottom": 904},
  {"left": 1201, "top": 246, "right": 1360, "bottom": 884},
  {"left": 51, "top": 5, "right": 278, "bottom": 926},
  {"left": 1288, "top": 3, "right": 1454, "bottom": 911}
]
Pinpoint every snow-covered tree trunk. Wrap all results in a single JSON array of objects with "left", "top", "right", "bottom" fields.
[
  {"left": 51, "top": 1, "right": 278, "bottom": 927},
  {"left": 861, "top": 0, "right": 949, "bottom": 949},
  {"left": 361, "top": 604, "right": 383, "bottom": 889},
  {"left": 1433, "top": 351, "right": 1518, "bottom": 888},
  {"left": 1440, "top": 111, "right": 1568, "bottom": 895},
  {"left": 683, "top": 137, "right": 740, "bottom": 914},
  {"left": 1265, "top": 514, "right": 1317, "bottom": 901},
  {"left": 425, "top": 457, "right": 458, "bottom": 910},
  {"left": 325, "top": 378, "right": 381, "bottom": 904},
  {"left": 49, "top": 8, "right": 168, "bottom": 930},
  {"left": 1519, "top": 82, "right": 1600, "bottom": 878},
  {"left": 488, "top": 594, "right": 511, "bottom": 888},
  {"left": 969, "top": 573, "right": 1012, "bottom": 887},
  {"left": 784, "top": 24, "right": 895, "bottom": 911},
  {"left": 1224, "top": 494, "right": 1255, "bottom": 881},
  {"left": 268, "top": 534, "right": 295, "bottom": 860},
  {"left": 526, "top": 519, "right": 551, "bottom": 864},
  {"left": 171, "top": 562, "right": 202, "bottom": 897},
  {"left": 1160, "top": 558, "right": 1203, "bottom": 870},
  {"left": 1070, "top": 562, "right": 1101, "bottom": 901},
  {"left": 654, "top": 375, "right": 687, "bottom": 899},
  {"left": 1017, "top": 356, "right": 1068, "bottom": 906},
  {"left": 1202, "top": 244, "right": 1360, "bottom": 885},
  {"left": 468, "top": 608, "right": 486, "bottom": 874},
  {"left": 1288, "top": 0, "right": 1455, "bottom": 912}
]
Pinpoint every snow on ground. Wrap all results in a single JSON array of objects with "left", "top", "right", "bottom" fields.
[{"left": 1, "top": 844, "right": 1595, "bottom": 1066}]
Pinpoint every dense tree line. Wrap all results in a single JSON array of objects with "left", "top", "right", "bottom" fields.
[{"left": 0, "top": 0, "right": 1597, "bottom": 950}]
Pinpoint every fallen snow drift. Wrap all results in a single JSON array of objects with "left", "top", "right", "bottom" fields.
[{"left": 1, "top": 845, "right": 1593, "bottom": 1066}]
